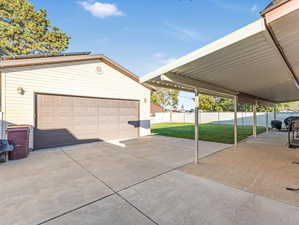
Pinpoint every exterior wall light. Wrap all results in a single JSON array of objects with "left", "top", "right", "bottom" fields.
[
  {"left": 17, "top": 87, "right": 25, "bottom": 95},
  {"left": 96, "top": 65, "right": 104, "bottom": 75}
]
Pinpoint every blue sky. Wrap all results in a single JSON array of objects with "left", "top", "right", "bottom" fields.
[{"left": 30, "top": 0, "right": 270, "bottom": 109}]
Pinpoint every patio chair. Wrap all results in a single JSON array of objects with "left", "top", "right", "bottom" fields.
[
  {"left": 0, "top": 139, "right": 14, "bottom": 163},
  {"left": 286, "top": 120, "right": 299, "bottom": 191},
  {"left": 285, "top": 116, "right": 299, "bottom": 129},
  {"left": 271, "top": 120, "right": 282, "bottom": 130},
  {"left": 288, "top": 118, "right": 299, "bottom": 148}
]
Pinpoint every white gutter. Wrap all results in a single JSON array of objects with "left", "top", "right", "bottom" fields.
[
  {"left": 160, "top": 73, "right": 238, "bottom": 98},
  {"left": 262, "top": 0, "right": 299, "bottom": 89}
]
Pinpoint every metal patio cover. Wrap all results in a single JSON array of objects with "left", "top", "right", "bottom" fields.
[{"left": 141, "top": 3, "right": 299, "bottom": 104}]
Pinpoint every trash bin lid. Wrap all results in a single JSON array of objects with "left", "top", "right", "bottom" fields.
[
  {"left": 7, "top": 125, "right": 31, "bottom": 132},
  {"left": 7, "top": 125, "right": 31, "bottom": 129},
  {"left": 0, "top": 140, "right": 14, "bottom": 152}
]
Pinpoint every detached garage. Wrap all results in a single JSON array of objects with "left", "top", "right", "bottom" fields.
[{"left": 0, "top": 53, "right": 151, "bottom": 149}]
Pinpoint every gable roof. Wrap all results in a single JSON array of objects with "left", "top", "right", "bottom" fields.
[
  {"left": 261, "top": 0, "right": 290, "bottom": 15},
  {"left": 0, "top": 52, "right": 154, "bottom": 90}
]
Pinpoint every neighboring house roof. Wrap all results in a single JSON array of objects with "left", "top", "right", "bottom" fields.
[
  {"left": 261, "top": 0, "right": 290, "bottom": 15},
  {"left": 151, "top": 104, "right": 165, "bottom": 115},
  {"left": 0, "top": 52, "right": 154, "bottom": 90}
]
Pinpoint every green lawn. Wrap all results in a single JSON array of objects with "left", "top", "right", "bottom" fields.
[{"left": 151, "top": 123, "right": 266, "bottom": 144}]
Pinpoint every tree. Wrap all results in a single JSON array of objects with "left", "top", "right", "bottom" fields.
[
  {"left": 198, "top": 95, "right": 216, "bottom": 112},
  {"left": 151, "top": 88, "right": 179, "bottom": 110},
  {"left": 217, "top": 98, "right": 234, "bottom": 112},
  {"left": 286, "top": 101, "right": 299, "bottom": 111},
  {"left": 0, "top": 0, "right": 70, "bottom": 56},
  {"left": 195, "top": 95, "right": 293, "bottom": 112}
]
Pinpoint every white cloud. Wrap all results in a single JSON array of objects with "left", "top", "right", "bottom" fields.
[
  {"left": 99, "top": 37, "right": 110, "bottom": 41},
  {"left": 208, "top": 0, "right": 259, "bottom": 13},
  {"left": 78, "top": 1, "right": 124, "bottom": 18},
  {"left": 208, "top": 0, "right": 243, "bottom": 11},
  {"left": 152, "top": 52, "right": 176, "bottom": 65},
  {"left": 95, "top": 37, "right": 111, "bottom": 44},
  {"left": 153, "top": 52, "right": 167, "bottom": 59},
  {"left": 160, "top": 57, "right": 177, "bottom": 65},
  {"left": 250, "top": 4, "right": 258, "bottom": 12},
  {"left": 164, "top": 22, "right": 203, "bottom": 41}
]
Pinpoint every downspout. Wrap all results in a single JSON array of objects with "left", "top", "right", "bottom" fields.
[{"left": 262, "top": 15, "right": 299, "bottom": 89}]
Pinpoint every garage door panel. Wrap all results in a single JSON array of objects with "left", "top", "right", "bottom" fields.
[
  {"left": 119, "top": 109, "right": 137, "bottom": 116},
  {"left": 72, "top": 125, "right": 98, "bottom": 131},
  {"left": 73, "top": 98, "right": 98, "bottom": 115},
  {"left": 120, "top": 114, "right": 138, "bottom": 120},
  {"left": 73, "top": 118, "right": 97, "bottom": 125},
  {"left": 37, "top": 115, "right": 73, "bottom": 129},
  {"left": 100, "top": 104, "right": 120, "bottom": 115},
  {"left": 71, "top": 131, "right": 99, "bottom": 140},
  {"left": 100, "top": 110, "right": 119, "bottom": 117},
  {"left": 35, "top": 94, "right": 139, "bottom": 149},
  {"left": 34, "top": 129, "right": 79, "bottom": 148},
  {"left": 37, "top": 121, "right": 73, "bottom": 130}
]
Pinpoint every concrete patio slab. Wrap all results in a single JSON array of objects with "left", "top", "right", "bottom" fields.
[
  {"left": 62, "top": 143, "right": 172, "bottom": 191},
  {"left": 121, "top": 136, "right": 231, "bottom": 168},
  {"left": 0, "top": 149, "right": 112, "bottom": 225},
  {"left": 3, "top": 134, "right": 290, "bottom": 225},
  {"left": 45, "top": 195, "right": 156, "bottom": 225},
  {"left": 180, "top": 133, "right": 299, "bottom": 207},
  {"left": 62, "top": 136, "right": 230, "bottom": 190},
  {"left": 121, "top": 170, "right": 299, "bottom": 225},
  {"left": 246, "top": 130, "right": 288, "bottom": 147}
]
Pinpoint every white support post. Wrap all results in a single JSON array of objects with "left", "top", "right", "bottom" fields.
[
  {"left": 274, "top": 105, "right": 277, "bottom": 120},
  {"left": 266, "top": 112, "right": 269, "bottom": 133},
  {"left": 234, "top": 96, "right": 238, "bottom": 149},
  {"left": 253, "top": 100, "right": 257, "bottom": 138},
  {"left": 194, "top": 90, "right": 199, "bottom": 164}
]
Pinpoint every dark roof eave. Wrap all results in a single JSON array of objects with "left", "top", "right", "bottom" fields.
[
  {"left": 260, "top": 0, "right": 291, "bottom": 16},
  {"left": 0, "top": 52, "right": 92, "bottom": 61}
]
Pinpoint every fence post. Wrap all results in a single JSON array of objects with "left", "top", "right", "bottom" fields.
[
  {"left": 1, "top": 112, "right": 3, "bottom": 139},
  {"left": 198, "top": 111, "right": 201, "bottom": 124},
  {"left": 194, "top": 90, "right": 199, "bottom": 164},
  {"left": 234, "top": 96, "right": 238, "bottom": 149},
  {"left": 253, "top": 100, "right": 257, "bottom": 138},
  {"left": 266, "top": 112, "right": 269, "bottom": 133}
]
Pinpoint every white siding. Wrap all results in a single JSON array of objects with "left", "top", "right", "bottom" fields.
[{"left": 1, "top": 60, "right": 151, "bottom": 148}]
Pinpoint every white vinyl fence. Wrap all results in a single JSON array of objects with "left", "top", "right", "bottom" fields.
[
  {"left": 0, "top": 112, "right": 4, "bottom": 139},
  {"left": 151, "top": 112, "right": 299, "bottom": 128}
]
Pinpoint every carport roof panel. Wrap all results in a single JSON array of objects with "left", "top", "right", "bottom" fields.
[{"left": 141, "top": 19, "right": 299, "bottom": 103}]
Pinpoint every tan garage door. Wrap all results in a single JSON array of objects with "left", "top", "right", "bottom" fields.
[{"left": 34, "top": 94, "right": 139, "bottom": 149}]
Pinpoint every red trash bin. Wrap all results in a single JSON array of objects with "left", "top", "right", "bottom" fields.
[{"left": 7, "top": 125, "right": 30, "bottom": 160}]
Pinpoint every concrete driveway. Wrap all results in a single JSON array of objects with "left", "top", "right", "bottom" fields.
[{"left": 1, "top": 135, "right": 299, "bottom": 225}]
